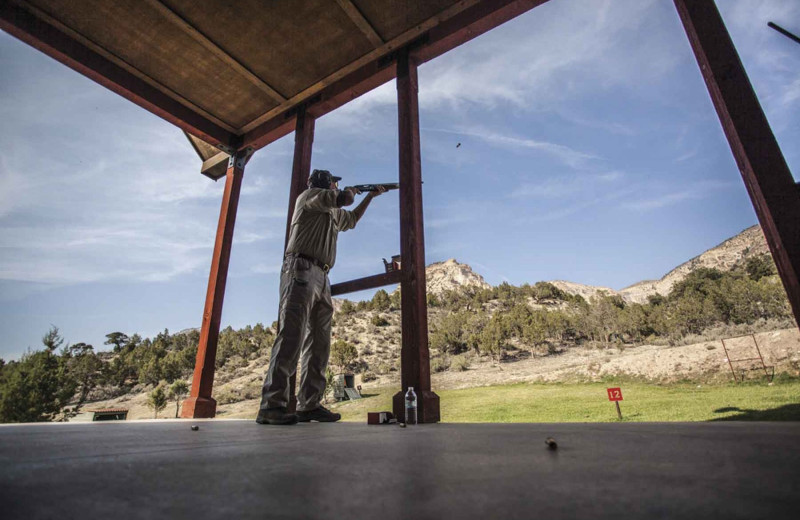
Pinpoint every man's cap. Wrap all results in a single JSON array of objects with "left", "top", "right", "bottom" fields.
[{"left": 308, "top": 169, "right": 342, "bottom": 188}]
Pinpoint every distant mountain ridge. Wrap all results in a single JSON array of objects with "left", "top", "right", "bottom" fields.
[
  {"left": 415, "top": 226, "right": 768, "bottom": 304},
  {"left": 337, "top": 226, "right": 769, "bottom": 305},
  {"left": 547, "top": 225, "right": 768, "bottom": 304}
]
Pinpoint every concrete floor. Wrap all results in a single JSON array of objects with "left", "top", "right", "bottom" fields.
[{"left": 1, "top": 421, "right": 798, "bottom": 519}]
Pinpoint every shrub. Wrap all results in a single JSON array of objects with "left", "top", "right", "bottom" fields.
[
  {"left": 371, "top": 290, "right": 391, "bottom": 311},
  {"left": 361, "top": 371, "right": 377, "bottom": 382},
  {"left": 371, "top": 315, "right": 390, "bottom": 327},
  {"left": 146, "top": 384, "right": 168, "bottom": 418},
  {"left": 451, "top": 354, "right": 470, "bottom": 372},
  {"left": 431, "top": 355, "right": 450, "bottom": 373},
  {"left": 330, "top": 339, "right": 358, "bottom": 372},
  {"left": 745, "top": 254, "right": 776, "bottom": 281},
  {"left": 214, "top": 388, "right": 240, "bottom": 405},
  {"left": 339, "top": 300, "right": 356, "bottom": 315}
]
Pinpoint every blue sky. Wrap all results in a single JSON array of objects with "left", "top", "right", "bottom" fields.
[{"left": 1, "top": 0, "right": 798, "bottom": 361}]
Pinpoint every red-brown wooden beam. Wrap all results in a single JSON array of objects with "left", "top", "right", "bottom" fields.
[
  {"left": 412, "top": 0, "right": 550, "bottom": 65},
  {"left": 674, "top": 0, "right": 800, "bottom": 328},
  {"left": 0, "top": 1, "right": 237, "bottom": 150},
  {"left": 182, "top": 149, "right": 251, "bottom": 418},
  {"left": 286, "top": 107, "right": 315, "bottom": 248},
  {"left": 284, "top": 107, "right": 315, "bottom": 413},
  {"left": 392, "top": 49, "right": 440, "bottom": 424},
  {"left": 331, "top": 270, "right": 403, "bottom": 297},
  {"left": 241, "top": 0, "right": 552, "bottom": 152}
]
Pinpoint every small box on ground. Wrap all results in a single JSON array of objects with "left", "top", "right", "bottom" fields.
[{"left": 367, "top": 411, "right": 395, "bottom": 425}]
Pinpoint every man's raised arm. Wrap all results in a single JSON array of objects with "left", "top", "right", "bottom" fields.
[{"left": 351, "top": 185, "right": 387, "bottom": 221}]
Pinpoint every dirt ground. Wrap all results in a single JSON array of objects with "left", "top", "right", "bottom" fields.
[{"left": 79, "top": 327, "right": 800, "bottom": 421}]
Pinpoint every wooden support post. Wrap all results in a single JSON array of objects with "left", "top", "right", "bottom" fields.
[
  {"left": 392, "top": 48, "right": 440, "bottom": 423},
  {"left": 285, "top": 107, "right": 315, "bottom": 413},
  {"left": 286, "top": 107, "right": 315, "bottom": 249},
  {"left": 182, "top": 149, "right": 252, "bottom": 418},
  {"left": 674, "top": 0, "right": 800, "bottom": 329}
]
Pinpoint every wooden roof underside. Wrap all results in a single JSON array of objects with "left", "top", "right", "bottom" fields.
[{"left": 1, "top": 0, "right": 549, "bottom": 154}]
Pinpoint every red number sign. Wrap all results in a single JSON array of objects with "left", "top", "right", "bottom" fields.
[{"left": 607, "top": 388, "right": 623, "bottom": 401}]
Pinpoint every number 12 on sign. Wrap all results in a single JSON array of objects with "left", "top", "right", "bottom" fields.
[{"left": 607, "top": 387, "right": 623, "bottom": 420}]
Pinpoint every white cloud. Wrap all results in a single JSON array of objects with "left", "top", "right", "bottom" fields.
[
  {"left": 0, "top": 159, "right": 33, "bottom": 218},
  {"left": 426, "top": 126, "right": 596, "bottom": 168},
  {"left": 523, "top": 187, "right": 637, "bottom": 223},
  {"left": 717, "top": 0, "right": 800, "bottom": 130},
  {"left": 0, "top": 84, "right": 294, "bottom": 285},
  {"left": 330, "top": 0, "right": 677, "bottom": 118},
  {"left": 621, "top": 181, "right": 738, "bottom": 212},
  {"left": 512, "top": 170, "right": 624, "bottom": 199}
]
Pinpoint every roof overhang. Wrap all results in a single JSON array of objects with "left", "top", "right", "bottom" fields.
[{"left": 1, "top": 0, "right": 550, "bottom": 176}]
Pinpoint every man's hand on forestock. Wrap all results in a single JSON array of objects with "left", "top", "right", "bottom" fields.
[{"left": 368, "top": 185, "right": 387, "bottom": 199}]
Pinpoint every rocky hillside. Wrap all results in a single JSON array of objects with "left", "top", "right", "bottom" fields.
[
  {"left": 548, "top": 280, "right": 618, "bottom": 302},
  {"left": 73, "top": 225, "right": 795, "bottom": 421},
  {"left": 549, "top": 226, "right": 769, "bottom": 304},
  {"left": 417, "top": 258, "right": 491, "bottom": 295}
]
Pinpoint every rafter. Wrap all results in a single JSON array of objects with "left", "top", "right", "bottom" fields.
[
  {"left": 242, "top": 0, "right": 550, "bottom": 149},
  {"left": 334, "top": 0, "right": 384, "bottom": 48},
  {"left": 240, "top": 0, "right": 486, "bottom": 137},
  {"left": 144, "top": 0, "right": 287, "bottom": 105}
]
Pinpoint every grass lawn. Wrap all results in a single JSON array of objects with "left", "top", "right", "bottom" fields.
[{"left": 329, "top": 379, "right": 800, "bottom": 423}]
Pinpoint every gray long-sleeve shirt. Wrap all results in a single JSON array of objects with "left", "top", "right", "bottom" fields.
[{"left": 285, "top": 188, "right": 360, "bottom": 269}]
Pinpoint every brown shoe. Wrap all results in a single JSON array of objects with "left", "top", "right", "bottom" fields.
[{"left": 256, "top": 407, "right": 298, "bottom": 425}]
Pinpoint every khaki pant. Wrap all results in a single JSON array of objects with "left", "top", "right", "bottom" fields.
[{"left": 260, "top": 255, "right": 333, "bottom": 412}]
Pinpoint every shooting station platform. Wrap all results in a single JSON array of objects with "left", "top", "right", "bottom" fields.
[{"left": 2, "top": 421, "right": 799, "bottom": 519}]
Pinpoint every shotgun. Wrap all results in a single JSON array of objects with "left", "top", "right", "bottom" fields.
[{"left": 348, "top": 183, "right": 400, "bottom": 193}]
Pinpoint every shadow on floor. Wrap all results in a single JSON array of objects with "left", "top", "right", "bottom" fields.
[{"left": 711, "top": 403, "right": 800, "bottom": 421}]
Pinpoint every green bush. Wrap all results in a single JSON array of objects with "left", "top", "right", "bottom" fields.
[
  {"left": 371, "top": 290, "right": 391, "bottom": 311},
  {"left": 339, "top": 300, "right": 356, "bottom": 315},
  {"left": 431, "top": 355, "right": 450, "bottom": 373},
  {"left": 371, "top": 315, "right": 390, "bottom": 327},
  {"left": 451, "top": 354, "right": 470, "bottom": 372},
  {"left": 330, "top": 339, "right": 358, "bottom": 372},
  {"left": 214, "top": 388, "right": 240, "bottom": 405}
]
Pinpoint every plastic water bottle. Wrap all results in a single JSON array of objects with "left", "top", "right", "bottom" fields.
[{"left": 405, "top": 387, "right": 417, "bottom": 425}]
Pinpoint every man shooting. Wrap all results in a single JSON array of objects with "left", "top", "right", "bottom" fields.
[{"left": 257, "top": 169, "right": 386, "bottom": 425}]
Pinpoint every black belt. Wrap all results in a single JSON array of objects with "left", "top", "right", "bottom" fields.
[{"left": 290, "top": 253, "right": 330, "bottom": 273}]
